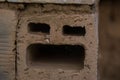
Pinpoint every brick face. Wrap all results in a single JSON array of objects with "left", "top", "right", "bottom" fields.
[
  {"left": 0, "top": 3, "right": 98, "bottom": 80},
  {"left": 17, "top": 5, "right": 98, "bottom": 80}
]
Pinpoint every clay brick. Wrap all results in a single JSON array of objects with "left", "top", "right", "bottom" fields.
[
  {"left": 0, "top": 9, "right": 17, "bottom": 80},
  {"left": 17, "top": 5, "right": 98, "bottom": 80},
  {"left": 7, "top": 0, "right": 96, "bottom": 4}
]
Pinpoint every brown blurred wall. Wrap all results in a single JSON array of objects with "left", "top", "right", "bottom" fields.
[{"left": 99, "top": 0, "right": 120, "bottom": 80}]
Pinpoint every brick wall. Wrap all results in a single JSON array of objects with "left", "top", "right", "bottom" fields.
[{"left": 0, "top": 1, "right": 98, "bottom": 80}]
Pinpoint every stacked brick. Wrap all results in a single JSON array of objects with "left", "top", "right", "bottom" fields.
[{"left": 0, "top": 0, "right": 98, "bottom": 80}]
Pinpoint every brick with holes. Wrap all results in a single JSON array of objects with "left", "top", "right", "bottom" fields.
[{"left": 17, "top": 4, "right": 98, "bottom": 80}]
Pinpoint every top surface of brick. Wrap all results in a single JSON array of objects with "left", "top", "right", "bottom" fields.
[
  {"left": 4, "top": 0, "right": 96, "bottom": 4},
  {"left": 0, "top": 0, "right": 5, "bottom": 1}
]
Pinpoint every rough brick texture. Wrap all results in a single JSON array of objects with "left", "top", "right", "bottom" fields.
[
  {"left": 0, "top": 2, "right": 98, "bottom": 80},
  {"left": 17, "top": 4, "right": 98, "bottom": 80},
  {"left": 0, "top": 9, "right": 17, "bottom": 80}
]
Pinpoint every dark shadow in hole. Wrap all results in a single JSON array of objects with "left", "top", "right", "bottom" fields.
[
  {"left": 27, "top": 44, "right": 85, "bottom": 69},
  {"left": 63, "top": 25, "right": 86, "bottom": 36},
  {"left": 28, "top": 23, "right": 50, "bottom": 34}
]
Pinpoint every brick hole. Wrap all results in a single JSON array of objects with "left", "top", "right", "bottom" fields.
[
  {"left": 27, "top": 44, "right": 85, "bottom": 70},
  {"left": 63, "top": 25, "right": 86, "bottom": 36},
  {"left": 28, "top": 23, "right": 50, "bottom": 34}
]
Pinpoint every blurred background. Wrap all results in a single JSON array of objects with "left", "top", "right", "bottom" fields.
[{"left": 99, "top": 0, "right": 120, "bottom": 80}]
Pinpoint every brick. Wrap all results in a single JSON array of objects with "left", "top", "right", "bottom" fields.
[
  {"left": 17, "top": 5, "right": 98, "bottom": 80},
  {"left": 0, "top": 9, "right": 17, "bottom": 80},
  {"left": 7, "top": 0, "right": 96, "bottom": 4}
]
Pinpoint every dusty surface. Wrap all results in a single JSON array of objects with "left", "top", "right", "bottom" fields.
[
  {"left": 0, "top": 3, "right": 98, "bottom": 80},
  {"left": 17, "top": 4, "right": 98, "bottom": 80}
]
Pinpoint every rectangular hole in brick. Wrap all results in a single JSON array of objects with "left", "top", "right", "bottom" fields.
[
  {"left": 27, "top": 44, "right": 85, "bottom": 70},
  {"left": 28, "top": 23, "right": 50, "bottom": 34},
  {"left": 63, "top": 25, "right": 86, "bottom": 36}
]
